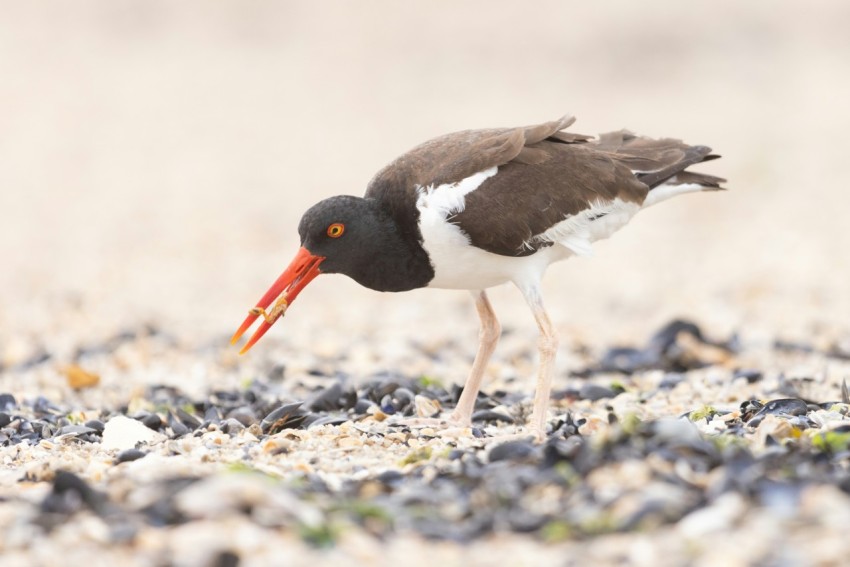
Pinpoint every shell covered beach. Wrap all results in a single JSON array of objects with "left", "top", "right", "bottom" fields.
[{"left": 2, "top": 3, "right": 850, "bottom": 566}]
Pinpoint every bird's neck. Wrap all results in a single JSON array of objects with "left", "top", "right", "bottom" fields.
[{"left": 350, "top": 202, "right": 434, "bottom": 292}]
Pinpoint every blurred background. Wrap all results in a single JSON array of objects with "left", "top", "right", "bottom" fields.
[{"left": 1, "top": 1, "right": 849, "bottom": 394}]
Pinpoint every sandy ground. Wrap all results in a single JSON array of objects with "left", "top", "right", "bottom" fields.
[{"left": 1, "top": 2, "right": 850, "bottom": 565}]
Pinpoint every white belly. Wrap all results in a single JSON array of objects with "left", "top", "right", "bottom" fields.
[{"left": 421, "top": 222, "right": 572, "bottom": 290}]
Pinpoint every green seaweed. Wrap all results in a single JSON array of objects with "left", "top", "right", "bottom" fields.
[
  {"left": 540, "top": 520, "right": 573, "bottom": 542},
  {"left": 813, "top": 430, "right": 850, "bottom": 454},
  {"left": 342, "top": 500, "right": 393, "bottom": 528},
  {"left": 688, "top": 405, "right": 719, "bottom": 422},
  {"left": 417, "top": 374, "right": 445, "bottom": 389},
  {"left": 298, "top": 521, "right": 339, "bottom": 549},
  {"left": 399, "top": 447, "right": 433, "bottom": 466},
  {"left": 620, "top": 412, "right": 643, "bottom": 435}
]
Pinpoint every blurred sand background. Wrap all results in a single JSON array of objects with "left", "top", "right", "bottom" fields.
[{"left": 1, "top": 1, "right": 849, "bottom": 388}]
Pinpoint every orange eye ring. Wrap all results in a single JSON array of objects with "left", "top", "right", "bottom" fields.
[{"left": 327, "top": 223, "right": 345, "bottom": 238}]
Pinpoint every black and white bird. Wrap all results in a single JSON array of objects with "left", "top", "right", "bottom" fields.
[{"left": 231, "top": 115, "right": 724, "bottom": 439}]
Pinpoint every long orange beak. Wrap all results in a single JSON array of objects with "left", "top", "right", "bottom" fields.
[{"left": 230, "top": 246, "right": 325, "bottom": 354}]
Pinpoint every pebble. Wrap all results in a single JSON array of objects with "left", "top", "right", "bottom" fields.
[
  {"left": 579, "top": 383, "right": 618, "bottom": 401},
  {"left": 0, "top": 393, "right": 17, "bottom": 411},
  {"left": 63, "top": 364, "right": 101, "bottom": 389},
  {"left": 734, "top": 369, "right": 763, "bottom": 384},
  {"left": 2, "top": 317, "right": 850, "bottom": 563},
  {"left": 84, "top": 419, "right": 106, "bottom": 433},
  {"left": 414, "top": 395, "right": 441, "bottom": 418},
  {"left": 116, "top": 449, "right": 148, "bottom": 463},
  {"left": 488, "top": 440, "right": 538, "bottom": 463},
  {"left": 140, "top": 413, "right": 164, "bottom": 431},
  {"left": 227, "top": 407, "right": 258, "bottom": 427},
  {"left": 259, "top": 402, "right": 308, "bottom": 434},
  {"left": 471, "top": 409, "right": 515, "bottom": 423},
  {"left": 175, "top": 408, "right": 202, "bottom": 431},
  {"left": 747, "top": 398, "right": 810, "bottom": 428},
  {"left": 101, "top": 416, "right": 167, "bottom": 450}
]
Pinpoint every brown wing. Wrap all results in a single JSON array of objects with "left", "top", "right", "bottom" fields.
[
  {"left": 366, "top": 116, "right": 722, "bottom": 257},
  {"left": 453, "top": 142, "right": 648, "bottom": 256},
  {"left": 364, "top": 116, "right": 581, "bottom": 246}
]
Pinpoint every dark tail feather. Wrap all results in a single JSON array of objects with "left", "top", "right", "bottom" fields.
[{"left": 636, "top": 145, "right": 715, "bottom": 189}]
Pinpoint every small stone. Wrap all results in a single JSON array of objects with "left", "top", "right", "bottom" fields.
[
  {"left": 221, "top": 418, "right": 245, "bottom": 435},
  {"left": 41, "top": 470, "right": 105, "bottom": 515},
  {"left": 116, "top": 448, "right": 147, "bottom": 463},
  {"left": 84, "top": 419, "right": 105, "bottom": 433},
  {"left": 261, "top": 436, "right": 292, "bottom": 454},
  {"left": 471, "top": 409, "right": 514, "bottom": 423},
  {"left": 754, "top": 415, "right": 800, "bottom": 447},
  {"left": 579, "top": 383, "right": 617, "bottom": 401},
  {"left": 63, "top": 365, "right": 101, "bottom": 390},
  {"left": 488, "top": 440, "right": 538, "bottom": 462},
  {"left": 747, "top": 398, "right": 809, "bottom": 427},
  {"left": 140, "top": 413, "right": 163, "bottom": 431},
  {"left": 414, "top": 395, "right": 441, "bottom": 418},
  {"left": 305, "top": 382, "right": 357, "bottom": 412},
  {"left": 170, "top": 418, "right": 190, "bottom": 438},
  {"left": 649, "top": 417, "right": 705, "bottom": 448},
  {"left": 380, "top": 395, "right": 397, "bottom": 415},
  {"left": 176, "top": 408, "right": 202, "bottom": 430},
  {"left": 369, "top": 408, "right": 389, "bottom": 422},
  {"left": 102, "top": 415, "right": 167, "bottom": 450},
  {"left": 659, "top": 373, "right": 686, "bottom": 389},
  {"left": 678, "top": 492, "right": 746, "bottom": 538},
  {"left": 353, "top": 398, "right": 375, "bottom": 414},
  {"left": 213, "top": 551, "right": 240, "bottom": 567},
  {"left": 226, "top": 407, "right": 257, "bottom": 427},
  {"left": 54, "top": 424, "right": 97, "bottom": 440},
  {"left": 0, "top": 393, "right": 16, "bottom": 412},
  {"left": 337, "top": 436, "right": 362, "bottom": 449},
  {"left": 260, "top": 402, "right": 307, "bottom": 434},
  {"left": 759, "top": 398, "right": 809, "bottom": 416},
  {"left": 304, "top": 414, "right": 349, "bottom": 428},
  {"left": 733, "top": 369, "right": 763, "bottom": 384},
  {"left": 204, "top": 406, "right": 222, "bottom": 425}
]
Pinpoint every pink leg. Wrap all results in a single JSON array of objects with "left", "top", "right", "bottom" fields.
[
  {"left": 449, "top": 290, "right": 501, "bottom": 425},
  {"left": 518, "top": 283, "right": 558, "bottom": 439}
]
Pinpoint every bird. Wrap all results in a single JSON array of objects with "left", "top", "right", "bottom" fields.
[{"left": 230, "top": 114, "right": 724, "bottom": 440}]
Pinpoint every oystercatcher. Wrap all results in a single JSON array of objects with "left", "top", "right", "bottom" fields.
[{"left": 231, "top": 115, "right": 724, "bottom": 439}]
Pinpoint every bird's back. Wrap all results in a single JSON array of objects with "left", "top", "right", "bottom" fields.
[{"left": 366, "top": 115, "right": 724, "bottom": 258}]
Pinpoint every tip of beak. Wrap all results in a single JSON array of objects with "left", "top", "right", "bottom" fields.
[
  {"left": 230, "top": 314, "right": 258, "bottom": 346},
  {"left": 236, "top": 320, "right": 272, "bottom": 355}
]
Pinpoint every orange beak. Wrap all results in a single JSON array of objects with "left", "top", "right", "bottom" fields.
[{"left": 230, "top": 246, "right": 325, "bottom": 354}]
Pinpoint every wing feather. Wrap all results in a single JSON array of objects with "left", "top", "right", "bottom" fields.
[{"left": 365, "top": 116, "right": 722, "bottom": 257}]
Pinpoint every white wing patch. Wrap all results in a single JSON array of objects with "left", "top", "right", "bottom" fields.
[
  {"left": 524, "top": 198, "right": 640, "bottom": 257},
  {"left": 641, "top": 182, "right": 705, "bottom": 208},
  {"left": 415, "top": 167, "right": 498, "bottom": 217},
  {"left": 415, "top": 166, "right": 564, "bottom": 290}
]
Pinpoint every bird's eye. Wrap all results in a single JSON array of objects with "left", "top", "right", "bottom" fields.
[{"left": 327, "top": 223, "right": 345, "bottom": 238}]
